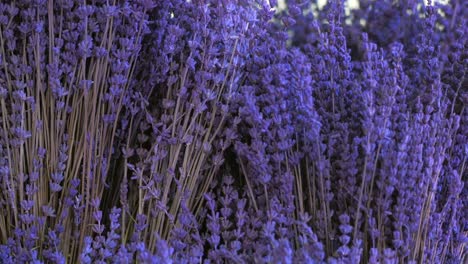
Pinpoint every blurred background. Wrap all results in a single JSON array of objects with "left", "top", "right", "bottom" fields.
[{"left": 277, "top": 0, "right": 449, "bottom": 10}]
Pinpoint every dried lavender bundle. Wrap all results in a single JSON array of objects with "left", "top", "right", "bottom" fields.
[{"left": 0, "top": 0, "right": 466, "bottom": 263}]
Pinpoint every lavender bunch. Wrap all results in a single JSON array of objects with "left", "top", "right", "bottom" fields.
[
  {"left": 107, "top": 0, "right": 257, "bottom": 257},
  {"left": 0, "top": 0, "right": 466, "bottom": 263},
  {"left": 285, "top": 0, "right": 466, "bottom": 262},
  {"left": 0, "top": 0, "right": 151, "bottom": 261}
]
